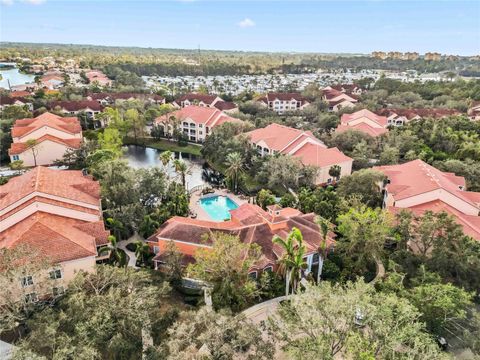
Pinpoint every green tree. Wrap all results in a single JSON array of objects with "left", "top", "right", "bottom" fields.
[
  {"left": 134, "top": 239, "right": 152, "bottom": 267},
  {"left": 164, "top": 307, "right": 274, "bottom": 359},
  {"left": 269, "top": 281, "right": 445, "bottom": 360},
  {"left": 272, "top": 228, "right": 307, "bottom": 296},
  {"left": 336, "top": 169, "right": 385, "bottom": 208},
  {"left": 224, "top": 151, "right": 245, "bottom": 193},
  {"left": 139, "top": 214, "right": 160, "bottom": 239},
  {"left": 256, "top": 189, "right": 276, "bottom": 210},
  {"left": 187, "top": 232, "right": 261, "bottom": 311},
  {"left": 173, "top": 159, "right": 189, "bottom": 188},
  {"left": 159, "top": 150, "right": 173, "bottom": 168},
  {"left": 336, "top": 205, "right": 393, "bottom": 277},
  {"left": 25, "top": 139, "right": 39, "bottom": 167},
  {"left": 328, "top": 164, "right": 341, "bottom": 183},
  {"left": 97, "top": 127, "right": 123, "bottom": 158}
]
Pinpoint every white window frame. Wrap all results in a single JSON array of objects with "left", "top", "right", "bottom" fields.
[
  {"left": 50, "top": 269, "right": 63, "bottom": 280},
  {"left": 24, "top": 292, "right": 38, "bottom": 304}
]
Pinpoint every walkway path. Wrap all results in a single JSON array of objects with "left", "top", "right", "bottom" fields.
[{"left": 118, "top": 233, "right": 143, "bottom": 269}]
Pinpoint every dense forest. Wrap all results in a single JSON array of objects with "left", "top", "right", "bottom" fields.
[{"left": 1, "top": 42, "right": 479, "bottom": 76}]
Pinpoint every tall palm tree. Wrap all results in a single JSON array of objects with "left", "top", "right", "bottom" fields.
[
  {"left": 224, "top": 152, "right": 245, "bottom": 193},
  {"left": 173, "top": 159, "right": 189, "bottom": 188},
  {"left": 106, "top": 217, "right": 125, "bottom": 241},
  {"left": 315, "top": 216, "right": 332, "bottom": 283},
  {"left": 328, "top": 165, "right": 341, "bottom": 184},
  {"left": 134, "top": 240, "right": 151, "bottom": 267},
  {"left": 273, "top": 227, "right": 307, "bottom": 297},
  {"left": 139, "top": 214, "right": 160, "bottom": 239},
  {"left": 98, "top": 235, "right": 128, "bottom": 267}
]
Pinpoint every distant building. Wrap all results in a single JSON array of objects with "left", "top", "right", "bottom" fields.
[
  {"left": 87, "top": 92, "right": 165, "bottom": 105},
  {"left": 322, "top": 87, "right": 358, "bottom": 112},
  {"left": 375, "top": 159, "right": 480, "bottom": 242},
  {"left": 244, "top": 123, "right": 352, "bottom": 185},
  {"left": 173, "top": 93, "right": 237, "bottom": 113},
  {"left": 0, "top": 95, "right": 33, "bottom": 112},
  {"left": 0, "top": 167, "right": 111, "bottom": 300},
  {"left": 148, "top": 203, "right": 335, "bottom": 277},
  {"left": 336, "top": 109, "right": 388, "bottom": 137},
  {"left": 377, "top": 108, "right": 461, "bottom": 127},
  {"left": 403, "top": 52, "right": 420, "bottom": 60},
  {"left": 371, "top": 51, "right": 388, "bottom": 60},
  {"left": 155, "top": 105, "right": 243, "bottom": 143},
  {"left": 257, "top": 92, "right": 310, "bottom": 113},
  {"left": 424, "top": 52, "right": 442, "bottom": 61},
  {"left": 40, "top": 74, "right": 64, "bottom": 90},
  {"left": 468, "top": 101, "right": 480, "bottom": 121},
  {"left": 9, "top": 112, "right": 83, "bottom": 166},
  {"left": 85, "top": 70, "right": 112, "bottom": 86},
  {"left": 48, "top": 100, "right": 104, "bottom": 119}
]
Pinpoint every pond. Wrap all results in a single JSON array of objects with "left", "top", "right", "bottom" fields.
[
  {"left": 122, "top": 145, "right": 224, "bottom": 190},
  {"left": 0, "top": 63, "right": 36, "bottom": 89}
]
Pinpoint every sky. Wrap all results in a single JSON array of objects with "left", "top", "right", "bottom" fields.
[{"left": 0, "top": 0, "right": 479, "bottom": 55}]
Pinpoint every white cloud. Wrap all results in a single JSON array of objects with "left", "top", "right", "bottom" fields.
[{"left": 238, "top": 18, "right": 255, "bottom": 28}]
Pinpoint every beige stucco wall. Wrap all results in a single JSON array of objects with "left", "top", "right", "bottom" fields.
[
  {"left": 11, "top": 140, "right": 73, "bottom": 166},
  {"left": 315, "top": 159, "right": 353, "bottom": 185},
  {"left": 60, "top": 256, "right": 96, "bottom": 282}
]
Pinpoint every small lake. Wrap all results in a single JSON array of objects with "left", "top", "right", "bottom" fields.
[
  {"left": 123, "top": 145, "right": 224, "bottom": 190},
  {"left": 0, "top": 62, "right": 36, "bottom": 89}
]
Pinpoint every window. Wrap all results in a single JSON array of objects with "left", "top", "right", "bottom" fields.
[
  {"left": 327, "top": 178, "right": 332, "bottom": 184},
  {"left": 53, "top": 286, "right": 65, "bottom": 297},
  {"left": 24, "top": 292, "right": 38, "bottom": 304},
  {"left": 153, "top": 246, "right": 160, "bottom": 254},
  {"left": 50, "top": 269, "right": 62, "bottom": 280},
  {"left": 248, "top": 271, "right": 258, "bottom": 279},
  {"left": 198, "top": 124, "right": 203, "bottom": 128},
  {"left": 12, "top": 155, "right": 20, "bottom": 161},
  {"left": 263, "top": 266, "right": 273, "bottom": 273},
  {"left": 21, "top": 275, "right": 33, "bottom": 287},
  {"left": 199, "top": 131, "right": 203, "bottom": 135}
]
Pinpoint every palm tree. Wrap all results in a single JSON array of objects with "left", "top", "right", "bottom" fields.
[
  {"left": 139, "top": 214, "right": 160, "bottom": 239},
  {"left": 98, "top": 235, "right": 128, "bottom": 267},
  {"left": 106, "top": 217, "right": 125, "bottom": 241},
  {"left": 315, "top": 216, "right": 332, "bottom": 283},
  {"left": 224, "top": 152, "right": 245, "bottom": 193},
  {"left": 159, "top": 150, "right": 172, "bottom": 168},
  {"left": 273, "top": 227, "right": 307, "bottom": 297},
  {"left": 173, "top": 159, "right": 189, "bottom": 188},
  {"left": 134, "top": 240, "right": 151, "bottom": 267},
  {"left": 328, "top": 165, "right": 341, "bottom": 184}
]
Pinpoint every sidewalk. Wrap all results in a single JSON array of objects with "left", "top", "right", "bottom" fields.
[{"left": 118, "top": 233, "right": 144, "bottom": 269}]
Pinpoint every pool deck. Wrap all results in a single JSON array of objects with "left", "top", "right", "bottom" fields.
[{"left": 190, "top": 188, "right": 249, "bottom": 221}]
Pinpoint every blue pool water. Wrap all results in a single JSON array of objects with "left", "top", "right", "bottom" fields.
[{"left": 199, "top": 195, "right": 238, "bottom": 221}]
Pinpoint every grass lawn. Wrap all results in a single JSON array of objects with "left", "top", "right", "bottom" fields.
[{"left": 124, "top": 137, "right": 202, "bottom": 156}]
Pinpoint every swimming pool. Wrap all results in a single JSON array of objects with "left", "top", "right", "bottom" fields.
[{"left": 199, "top": 195, "right": 238, "bottom": 221}]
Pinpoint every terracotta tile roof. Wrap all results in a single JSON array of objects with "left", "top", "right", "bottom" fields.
[
  {"left": 11, "top": 112, "right": 82, "bottom": 138},
  {"left": 8, "top": 134, "right": 81, "bottom": 155},
  {"left": 375, "top": 159, "right": 476, "bottom": 206},
  {"left": 377, "top": 108, "right": 461, "bottom": 120},
  {"left": 149, "top": 203, "right": 335, "bottom": 269},
  {"left": 265, "top": 92, "right": 309, "bottom": 103},
  {"left": 244, "top": 123, "right": 325, "bottom": 152},
  {"left": 155, "top": 105, "right": 242, "bottom": 128},
  {"left": 389, "top": 201, "right": 480, "bottom": 241},
  {"left": 340, "top": 109, "right": 388, "bottom": 127},
  {"left": 48, "top": 100, "right": 103, "bottom": 112},
  {"left": 0, "top": 167, "right": 101, "bottom": 210},
  {"left": 10, "top": 91, "right": 32, "bottom": 98},
  {"left": 0, "top": 212, "right": 101, "bottom": 263},
  {"left": 291, "top": 144, "right": 353, "bottom": 168},
  {"left": 323, "top": 88, "right": 358, "bottom": 102},
  {"left": 336, "top": 123, "right": 388, "bottom": 137}
]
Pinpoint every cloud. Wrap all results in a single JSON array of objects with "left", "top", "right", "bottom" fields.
[{"left": 238, "top": 18, "right": 255, "bottom": 28}]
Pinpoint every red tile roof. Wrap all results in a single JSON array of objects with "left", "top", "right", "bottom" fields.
[
  {"left": 11, "top": 112, "right": 82, "bottom": 138},
  {"left": 149, "top": 203, "right": 335, "bottom": 269},
  {"left": 291, "top": 144, "right": 353, "bottom": 168},
  {"left": 337, "top": 109, "right": 389, "bottom": 137},
  {"left": 155, "top": 105, "right": 242, "bottom": 128},
  {"left": 336, "top": 123, "right": 388, "bottom": 137},
  {"left": 244, "top": 123, "right": 325, "bottom": 152},
  {"left": 8, "top": 134, "right": 82, "bottom": 155},
  {"left": 265, "top": 92, "right": 309, "bottom": 103},
  {"left": 0, "top": 166, "right": 101, "bottom": 210},
  {"left": 9, "top": 91, "right": 32, "bottom": 98},
  {"left": 214, "top": 101, "right": 237, "bottom": 111}
]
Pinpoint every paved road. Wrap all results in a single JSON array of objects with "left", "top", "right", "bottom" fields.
[{"left": 118, "top": 233, "right": 143, "bottom": 269}]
